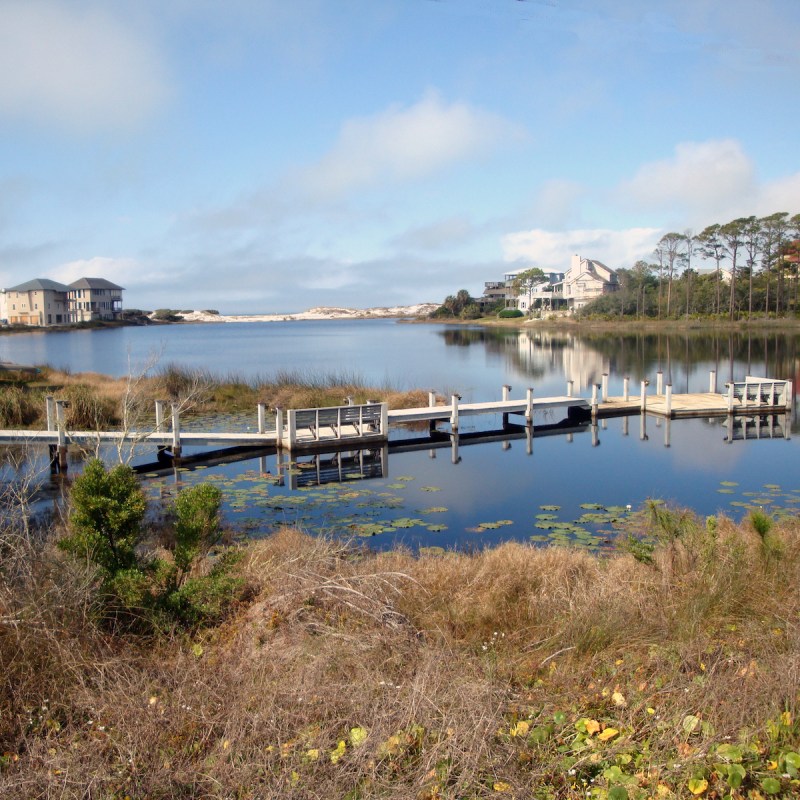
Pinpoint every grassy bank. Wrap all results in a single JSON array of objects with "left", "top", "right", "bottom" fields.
[
  {"left": 413, "top": 315, "right": 800, "bottom": 333},
  {"left": 2, "top": 502, "right": 799, "bottom": 798},
  {"left": 0, "top": 365, "right": 429, "bottom": 430}
]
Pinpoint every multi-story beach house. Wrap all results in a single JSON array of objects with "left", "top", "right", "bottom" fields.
[
  {"left": 561, "top": 254, "right": 619, "bottom": 310},
  {"left": 66, "top": 278, "right": 124, "bottom": 323},
  {"left": 2, "top": 277, "right": 124, "bottom": 326}
]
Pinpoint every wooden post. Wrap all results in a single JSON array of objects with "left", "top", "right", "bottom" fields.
[
  {"left": 709, "top": 370, "right": 716, "bottom": 393},
  {"left": 380, "top": 403, "right": 388, "bottom": 438},
  {"left": 591, "top": 384, "right": 598, "bottom": 419},
  {"left": 155, "top": 400, "right": 165, "bottom": 431},
  {"left": 566, "top": 380, "right": 574, "bottom": 398},
  {"left": 640, "top": 380, "right": 647, "bottom": 412},
  {"left": 525, "top": 387, "right": 534, "bottom": 424},
  {"left": 287, "top": 409, "right": 297, "bottom": 450},
  {"left": 257, "top": 403, "right": 266, "bottom": 434},
  {"left": 171, "top": 403, "right": 182, "bottom": 458},
  {"left": 502, "top": 384, "right": 512, "bottom": 401},
  {"left": 55, "top": 399, "right": 68, "bottom": 471},
  {"left": 726, "top": 383, "right": 734, "bottom": 413},
  {"left": 275, "top": 407, "right": 284, "bottom": 448},
  {"left": 45, "top": 395, "right": 55, "bottom": 431},
  {"left": 428, "top": 391, "right": 436, "bottom": 407},
  {"left": 786, "top": 380, "right": 793, "bottom": 411},
  {"left": 656, "top": 370, "right": 663, "bottom": 395},
  {"left": 450, "top": 394, "right": 460, "bottom": 431},
  {"left": 665, "top": 384, "right": 672, "bottom": 417},
  {"left": 623, "top": 377, "right": 629, "bottom": 401},
  {"left": 601, "top": 373, "right": 609, "bottom": 402}
]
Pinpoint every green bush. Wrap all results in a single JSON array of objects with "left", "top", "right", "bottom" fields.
[
  {"left": 498, "top": 308, "right": 524, "bottom": 318},
  {"left": 59, "top": 460, "right": 240, "bottom": 628},
  {"left": 59, "top": 459, "right": 147, "bottom": 575},
  {"left": 173, "top": 483, "right": 223, "bottom": 578}
]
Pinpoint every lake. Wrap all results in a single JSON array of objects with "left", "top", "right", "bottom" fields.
[{"left": 5, "top": 320, "right": 800, "bottom": 550}]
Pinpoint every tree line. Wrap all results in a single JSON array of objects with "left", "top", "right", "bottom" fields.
[{"left": 583, "top": 212, "right": 800, "bottom": 320}]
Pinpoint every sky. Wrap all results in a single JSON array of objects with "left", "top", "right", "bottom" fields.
[{"left": 1, "top": 0, "right": 799, "bottom": 314}]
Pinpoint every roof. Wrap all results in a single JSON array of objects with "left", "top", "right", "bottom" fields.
[
  {"left": 4, "top": 278, "right": 71, "bottom": 293},
  {"left": 68, "top": 277, "right": 124, "bottom": 290}
]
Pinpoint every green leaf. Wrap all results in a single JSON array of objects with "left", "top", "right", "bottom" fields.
[
  {"left": 608, "top": 787, "right": 629, "bottom": 800},
  {"left": 761, "top": 777, "right": 781, "bottom": 795}
]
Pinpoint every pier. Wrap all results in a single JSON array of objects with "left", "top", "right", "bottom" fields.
[{"left": 0, "top": 373, "right": 792, "bottom": 470}]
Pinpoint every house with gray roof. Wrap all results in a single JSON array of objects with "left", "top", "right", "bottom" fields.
[
  {"left": 2, "top": 277, "right": 124, "bottom": 326},
  {"left": 67, "top": 278, "right": 124, "bottom": 323},
  {"left": 4, "top": 278, "right": 71, "bottom": 326}
]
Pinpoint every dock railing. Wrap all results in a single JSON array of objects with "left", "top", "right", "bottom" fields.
[
  {"left": 726, "top": 377, "right": 793, "bottom": 412},
  {"left": 283, "top": 402, "right": 387, "bottom": 449}
]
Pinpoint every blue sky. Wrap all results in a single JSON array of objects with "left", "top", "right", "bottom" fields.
[{"left": 1, "top": 0, "right": 798, "bottom": 313}]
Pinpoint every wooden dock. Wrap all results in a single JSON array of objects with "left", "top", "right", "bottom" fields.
[{"left": 0, "top": 376, "right": 792, "bottom": 470}]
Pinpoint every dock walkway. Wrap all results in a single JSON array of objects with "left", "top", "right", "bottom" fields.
[{"left": 0, "top": 375, "right": 792, "bottom": 469}]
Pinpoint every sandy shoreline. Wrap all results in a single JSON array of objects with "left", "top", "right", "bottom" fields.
[{"left": 172, "top": 304, "right": 438, "bottom": 323}]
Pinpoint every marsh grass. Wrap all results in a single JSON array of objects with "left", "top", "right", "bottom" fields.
[
  {"left": 2, "top": 505, "right": 799, "bottom": 798},
  {"left": 0, "top": 366, "right": 428, "bottom": 437}
]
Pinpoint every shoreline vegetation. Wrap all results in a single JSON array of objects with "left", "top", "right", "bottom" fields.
[
  {"left": 2, "top": 484, "right": 799, "bottom": 797},
  {"left": 0, "top": 371, "right": 798, "bottom": 796},
  {"left": 0, "top": 365, "right": 431, "bottom": 431}
]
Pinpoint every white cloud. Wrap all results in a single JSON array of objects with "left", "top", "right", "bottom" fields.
[
  {"left": 51, "top": 256, "right": 172, "bottom": 288},
  {"left": 617, "top": 139, "right": 756, "bottom": 224},
  {"left": 0, "top": 1, "right": 169, "bottom": 132},
  {"left": 757, "top": 171, "right": 800, "bottom": 216},
  {"left": 297, "top": 91, "right": 524, "bottom": 200},
  {"left": 502, "top": 227, "right": 661, "bottom": 270}
]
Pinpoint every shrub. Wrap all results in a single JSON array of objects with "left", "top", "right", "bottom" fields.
[
  {"left": 173, "top": 483, "right": 223, "bottom": 578},
  {"left": 498, "top": 309, "right": 524, "bottom": 318},
  {"left": 59, "top": 461, "right": 240, "bottom": 628},
  {"left": 59, "top": 459, "right": 147, "bottom": 576}
]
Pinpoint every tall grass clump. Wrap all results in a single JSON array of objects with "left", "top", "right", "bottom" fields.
[{"left": 0, "top": 386, "right": 42, "bottom": 427}]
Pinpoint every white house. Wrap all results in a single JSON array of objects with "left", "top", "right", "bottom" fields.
[
  {"left": 482, "top": 268, "right": 564, "bottom": 313},
  {"left": 561, "top": 254, "right": 619, "bottom": 310}
]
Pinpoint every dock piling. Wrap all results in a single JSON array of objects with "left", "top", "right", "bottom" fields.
[
  {"left": 601, "top": 373, "right": 609, "bottom": 402},
  {"left": 710, "top": 370, "right": 717, "bottom": 393},
  {"left": 257, "top": 403, "right": 266, "bottom": 434},
  {"left": 656, "top": 370, "right": 663, "bottom": 396},
  {"left": 640, "top": 380, "right": 648, "bottom": 412},
  {"left": 450, "top": 394, "right": 460, "bottom": 431},
  {"left": 623, "top": 377, "right": 629, "bottom": 402},
  {"left": 171, "top": 403, "right": 182, "bottom": 459}
]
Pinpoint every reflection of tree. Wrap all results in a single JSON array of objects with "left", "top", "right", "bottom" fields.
[{"left": 438, "top": 327, "right": 800, "bottom": 414}]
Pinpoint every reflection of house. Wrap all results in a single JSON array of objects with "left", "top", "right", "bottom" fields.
[
  {"left": 2, "top": 277, "right": 124, "bottom": 326},
  {"left": 67, "top": 278, "right": 124, "bottom": 322},
  {"left": 562, "top": 254, "right": 619, "bottom": 310}
]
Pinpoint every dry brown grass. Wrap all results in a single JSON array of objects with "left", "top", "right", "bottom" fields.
[{"left": 1, "top": 512, "right": 799, "bottom": 798}]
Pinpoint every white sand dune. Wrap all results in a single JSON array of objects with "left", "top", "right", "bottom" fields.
[{"left": 170, "top": 304, "right": 438, "bottom": 323}]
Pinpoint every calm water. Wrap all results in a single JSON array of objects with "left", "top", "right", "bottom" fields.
[{"left": 6, "top": 321, "right": 800, "bottom": 550}]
